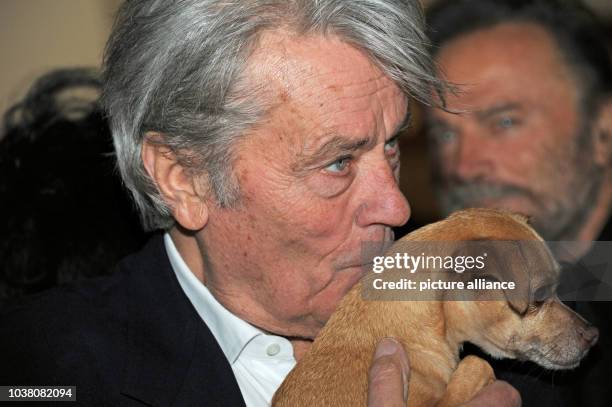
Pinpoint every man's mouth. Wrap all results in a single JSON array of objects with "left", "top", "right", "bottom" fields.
[
  {"left": 335, "top": 228, "right": 395, "bottom": 273},
  {"left": 337, "top": 262, "right": 373, "bottom": 275}
]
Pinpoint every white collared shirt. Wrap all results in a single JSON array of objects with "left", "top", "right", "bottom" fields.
[{"left": 164, "top": 233, "right": 296, "bottom": 407}]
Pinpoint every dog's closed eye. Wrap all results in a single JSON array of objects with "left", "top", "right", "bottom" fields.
[{"left": 532, "top": 284, "right": 555, "bottom": 304}]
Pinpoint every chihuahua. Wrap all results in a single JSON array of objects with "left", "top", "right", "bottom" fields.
[{"left": 273, "top": 208, "right": 598, "bottom": 407}]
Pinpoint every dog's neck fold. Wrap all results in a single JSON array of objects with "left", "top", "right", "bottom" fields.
[{"left": 330, "top": 284, "right": 462, "bottom": 382}]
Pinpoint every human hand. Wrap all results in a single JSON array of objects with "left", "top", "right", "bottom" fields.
[
  {"left": 367, "top": 338, "right": 410, "bottom": 407},
  {"left": 459, "top": 380, "right": 521, "bottom": 407},
  {"left": 367, "top": 338, "right": 520, "bottom": 407}
]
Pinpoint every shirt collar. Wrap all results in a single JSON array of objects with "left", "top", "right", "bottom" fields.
[{"left": 164, "top": 233, "right": 263, "bottom": 364}]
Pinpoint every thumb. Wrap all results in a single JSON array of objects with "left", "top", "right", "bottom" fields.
[{"left": 367, "top": 338, "right": 410, "bottom": 407}]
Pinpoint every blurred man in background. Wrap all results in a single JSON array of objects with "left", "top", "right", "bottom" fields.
[
  {"left": 427, "top": 0, "right": 611, "bottom": 243},
  {"left": 426, "top": 0, "right": 612, "bottom": 405}
]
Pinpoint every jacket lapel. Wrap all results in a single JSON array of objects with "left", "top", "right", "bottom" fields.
[{"left": 119, "top": 235, "right": 246, "bottom": 407}]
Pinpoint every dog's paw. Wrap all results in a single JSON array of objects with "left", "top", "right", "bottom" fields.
[{"left": 435, "top": 355, "right": 496, "bottom": 407}]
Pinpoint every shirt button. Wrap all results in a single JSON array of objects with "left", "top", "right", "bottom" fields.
[{"left": 266, "top": 343, "right": 281, "bottom": 356}]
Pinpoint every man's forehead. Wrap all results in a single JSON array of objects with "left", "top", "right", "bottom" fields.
[
  {"left": 436, "top": 22, "right": 575, "bottom": 88},
  {"left": 429, "top": 22, "right": 580, "bottom": 119},
  {"left": 247, "top": 30, "right": 400, "bottom": 102},
  {"left": 240, "top": 29, "right": 409, "bottom": 167}
]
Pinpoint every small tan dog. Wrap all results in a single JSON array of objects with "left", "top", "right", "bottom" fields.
[{"left": 273, "top": 208, "right": 599, "bottom": 407}]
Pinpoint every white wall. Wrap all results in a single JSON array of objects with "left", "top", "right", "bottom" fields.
[
  {"left": 0, "top": 0, "right": 121, "bottom": 114},
  {"left": 1, "top": 0, "right": 611, "bottom": 117}
]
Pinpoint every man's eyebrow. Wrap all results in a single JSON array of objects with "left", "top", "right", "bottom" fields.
[
  {"left": 423, "top": 113, "right": 446, "bottom": 128},
  {"left": 475, "top": 102, "right": 522, "bottom": 120},
  {"left": 296, "top": 135, "right": 373, "bottom": 170},
  {"left": 395, "top": 110, "right": 413, "bottom": 134},
  {"left": 295, "top": 111, "right": 413, "bottom": 170}
]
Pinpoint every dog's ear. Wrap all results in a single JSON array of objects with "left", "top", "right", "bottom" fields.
[
  {"left": 454, "top": 240, "right": 531, "bottom": 315},
  {"left": 509, "top": 213, "right": 531, "bottom": 225},
  {"left": 483, "top": 242, "right": 531, "bottom": 315}
]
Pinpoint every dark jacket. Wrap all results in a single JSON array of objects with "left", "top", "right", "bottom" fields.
[{"left": 0, "top": 235, "right": 246, "bottom": 407}]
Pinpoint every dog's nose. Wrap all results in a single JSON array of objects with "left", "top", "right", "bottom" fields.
[{"left": 578, "top": 325, "right": 599, "bottom": 347}]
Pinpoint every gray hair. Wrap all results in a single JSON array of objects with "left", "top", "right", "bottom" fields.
[{"left": 103, "top": 0, "right": 447, "bottom": 231}]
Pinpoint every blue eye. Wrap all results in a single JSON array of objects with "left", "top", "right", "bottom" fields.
[
  {"left": 325, "top": 157, "right": 351, "bottom": 174},
  {"left": 437, "top": 130, "right": 456, "bottom": 143},
  {"left": 384, "top": 137, "right": 399, "bottom": 153},
  {"left": 498, "top": 116, "right": 515, "bottom": 129}
]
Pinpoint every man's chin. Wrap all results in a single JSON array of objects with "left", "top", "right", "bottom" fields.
[{"left": 312, "top": 266, "right": 366, "bottom": 324}]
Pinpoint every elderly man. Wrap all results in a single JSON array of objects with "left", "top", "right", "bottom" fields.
[
  {"left": 0, "top": 1, "right": 520, "bottom": 406},
  {"left": 425, "top": 0, "right": 612, "bottom": 406}
]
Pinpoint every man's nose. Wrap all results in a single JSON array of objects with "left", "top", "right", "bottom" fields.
[
  {"left": 450, "top": 131, "right": 495, "bottom": 181},
  {"left": 355, "top": 160, "right": 411, "bottom": 228}
]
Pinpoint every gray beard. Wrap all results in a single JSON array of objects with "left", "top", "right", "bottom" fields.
[{"left": 437, "top": 171, "right": 603, "bottom": 241}]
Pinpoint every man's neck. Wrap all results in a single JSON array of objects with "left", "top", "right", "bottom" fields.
[
  {"left": 290, "top": 338, "right": 313, "bottom": 361},
  {"left": 169, "top": 227, "right": 207, "bottom": 283},
  {"left": 168, "top": 227, "right": 315, "bottom": 362}
]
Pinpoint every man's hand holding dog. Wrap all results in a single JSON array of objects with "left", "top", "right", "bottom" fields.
[{"left": 367, "top": 339, "right": 521, "bottom": 407}]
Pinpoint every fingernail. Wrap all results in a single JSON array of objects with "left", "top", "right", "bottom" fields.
[
  {"left": 402, "top": 370, "right": 408, "bottom": 401},
  {"left": 376, "top": 338, "right": 410, "bottom": 400},
  {"left": 374, "top": 337, "right": 399, "bottom": 359}
]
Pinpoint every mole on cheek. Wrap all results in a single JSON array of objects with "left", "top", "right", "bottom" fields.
[
  {"left": 240, "top": 169, "right": 249, "bottom": 183},
  {"left": 278, "top": 87, "right": 290, "bottom": 102}
]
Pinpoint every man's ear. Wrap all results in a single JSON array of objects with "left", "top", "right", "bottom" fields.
[
  {"left": 593, "top": 98, "right": 612, "bottom": 167},
  {"left": 141, "top": 132, "right": 209, "bottom": 231}
]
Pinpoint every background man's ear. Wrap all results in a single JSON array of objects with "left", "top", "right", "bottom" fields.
[
  {"left": 141, "top": 132, "right": 209, "bottom": 231},
  {"left": 593, "top": 98, "right": 612, "bottom": 167}
]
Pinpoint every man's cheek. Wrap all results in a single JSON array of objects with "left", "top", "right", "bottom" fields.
[
  {"left": 265, "top": 274, "right": 321, "bottom": 314},
  {"left": 303, "top": 209, "right": 349, "bottom": 244},
  {"left": 303, "top": 172, "right": 354, "bottom": 198},
  {"left": 284, "top": 195, "right": 350, "bottom": 237}
]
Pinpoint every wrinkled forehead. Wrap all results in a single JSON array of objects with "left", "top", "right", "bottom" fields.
[
  {"left": 428, "top": 22, "right": 580, "bottom": 113},
  {"left": 244, "top": 30, "right": 407, "bottom": 112}
]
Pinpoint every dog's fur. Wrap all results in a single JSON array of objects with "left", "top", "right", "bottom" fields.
[{"left": 273, "top": 208, "right": 599, "bottom": 407}]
